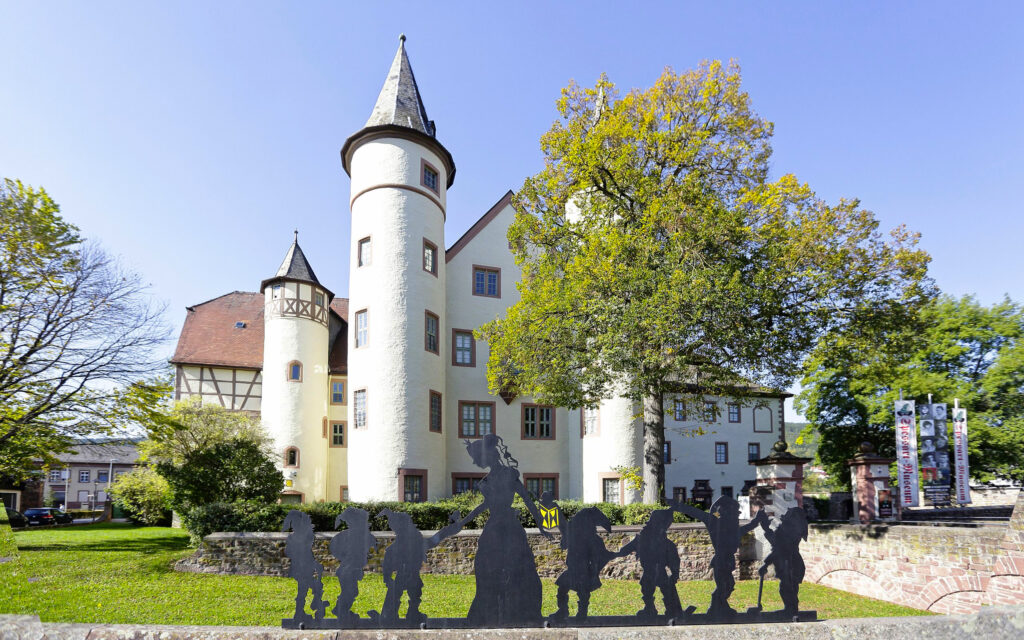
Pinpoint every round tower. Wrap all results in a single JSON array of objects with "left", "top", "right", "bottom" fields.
[
  {"left": 341, "top": 36, "right": 455, "bottom": 502},
  {"left": 260, "top": 233, "right": 332, "bottom": 503}
]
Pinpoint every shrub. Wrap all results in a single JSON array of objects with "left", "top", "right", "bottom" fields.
[
  {"left": 0, "top": 507, "right": 17, "bottom": 559},
  {"left": 109, "top": 467, "right": 173, "bottom": 525}
]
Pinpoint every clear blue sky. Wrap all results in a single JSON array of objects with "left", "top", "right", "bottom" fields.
[{"left": 2, "top": 2, "right": 1022, "bottom": 421}]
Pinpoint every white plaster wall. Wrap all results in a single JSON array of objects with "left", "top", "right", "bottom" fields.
[
  {"left": 347, "top": 136, "right": 447, "bottom": 501},
  {"left": 444, "top": 201, "right": 574, "bottom": 496},
  {"left": 583, "top": 392, "right": 644, "bottom": 503},
  {"left": 663, "top": 395, "right": 785, "bottom": 500},
  {"left": 261, "top": 281, "right": 330, "bottom": 502},
  {"left": 326, "top": 375, "right": 349, "bottom": 501}
]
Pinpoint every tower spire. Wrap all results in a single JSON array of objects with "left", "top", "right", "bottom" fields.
[{"left": 364, "top": 35, "right": 436, "bottom": 137}]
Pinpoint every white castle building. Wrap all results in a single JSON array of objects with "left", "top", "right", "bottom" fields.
[{"left": 170, "top": 38, "right": 790, "bottom": 506}]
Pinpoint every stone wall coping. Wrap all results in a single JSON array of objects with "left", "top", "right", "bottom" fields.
[
  {"left": 810, "top": 521, "right": 1009, "bottom": 532},
  {"left": 5, "top": 606, "right": 1024, "bottom": 640},
  {"left": 203, "top": 522, "right": 710, "bottom": 541}
]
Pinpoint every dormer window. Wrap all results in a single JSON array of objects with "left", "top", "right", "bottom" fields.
[
  {"left": 421, "top": 159, "right": 440, "bottom": 194},
  {"left": 234, "top": 321, "right": 246, "bottom": 329}
]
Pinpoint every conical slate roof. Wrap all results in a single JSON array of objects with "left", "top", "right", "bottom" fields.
[
  {"left": 341, "top": 35, "right": 456, "bottom": 186},
  {"left": 365, "top": 34, "right": 436, "bottom": 137},
  {"left": 260, "top": 232, "right": 333, "bottom": 298}
]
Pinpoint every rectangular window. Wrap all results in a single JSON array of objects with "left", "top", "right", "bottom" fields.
[
  {"left": 602, "top": 477, "right": 621, "bottom": 504},
  {"left": 331, "top": 422, "right": 346, "bottom": 447},
  {"left": 663, "top": 441, "right": 672, "bottom": 464},
  {"left": 472, "top": 265, "right": 500, "bottom": 298},
  {"left": 522, "top": 404, "right": 554, "bottom": 439},
  {"left": 331, "top": 381, "right": 345, "bottom": 404},
  {"left": 272, "top": 284, "right": 282, "bottom": 299},
  {"left": 715, "top": 442, "right": 728, "bottom": 464},
  {"left": 48, "top": 470, "right": 61, "bottom": 483},
  {"left": 703, "top": 401, "right": 717, "bottom": 422},
  {"left": 403, "top": 474, "right": 424, "bottom": 502},
  {"left": 357, "top": 237, "right": 371, "bottom": 267},
  {"left": 354, "top": 389, "right": 367, "bottom": 429},
  {"left": 97, "top": 471, "right": 109, "bottom": 483},
  {"left": 453, "top": 475, "right": 484, "bottom": 494},
  {"left": 423, "top": 239, "right": 437, "bottom": 275},
  {"left": 288, "top": 362, "right": 302, "bottom": 381},
  {"left": 524, "top": 474, "right": 558, "bottom": 500},
  {"left": 673, "top": 399, "right": 686, "bottom": 421},
  {"left": 79, "top": 471, "right": 90, "bottom": 483},
  {"left": 421, "top": 160, "right": 439, "bottom": 194},
  {"left": 748, "top": 442, "right": 761, "bottom": 461},
  {"left": 721, "top": 486, "right": 734, "bottom": 498},
  {"left": 315, "top": 292, "right": 325, "bottom": 307},
  {"left": 340, "top": 486, "right": 349, "bottom": 502},
  {"left": 452, "top": 329, "right": 475, "bottom": 366},
  {"left": 728, "top": 404, "right": 741, "bottom": 423},
  {"left": 581, "top": 407, "right": 599, "bottom": 436},
  {"left": 459, "top": 401, "right": 494, "bottom": 438},
  {"left": 673, "top": 487, "right": 687, "bottom": 503},
  {"left": 429, "top": 391, "right": 442, "bottom": 433},
  {"left": 425, "top": 311, "right": 439, "bottom": 354},
  {"left": 355, "top": 310, "right": 368, "bottom": 348}
]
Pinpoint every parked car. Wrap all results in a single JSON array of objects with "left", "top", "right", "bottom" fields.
[
  {"left": 23, "top": 507, "right": 73, "bottom": 526},
  {"left": 4, "top": 507, "right": 28, "bottom": 528}
]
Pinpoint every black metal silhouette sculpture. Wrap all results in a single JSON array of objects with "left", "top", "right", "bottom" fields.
[
  {"left": 548, "top": 505, "right": 616, "bottom": 622},
  {"left": 329, "top": 507, "right": 377, "bottom": 623},
  {"left": 282, "top": 510, "right": 327, "bottom": 623},
  {"left": 444, "top": 434, "right": 554, "bottom": 627},
  {"left": 757, "top": 507, "right": 808, "bottom": 619},
  {"left": 616, "top": 508, "right": 685, "bottom": 620},
  {"left": 671, "top": 496, "right": 767, "bottom": 620},
  {"left": 280, "top": 437, "right": 815, "bottom": 630}
]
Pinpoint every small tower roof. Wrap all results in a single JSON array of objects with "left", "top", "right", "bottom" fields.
[
  {"left": 365, "top": 33, "right": 435, "bottom": 137},
  {"left": 341, "top": 35, "right": 456, "bottom": 186},
  {"left": 260, "top": 231, "right": 334, "bottom": 299}
]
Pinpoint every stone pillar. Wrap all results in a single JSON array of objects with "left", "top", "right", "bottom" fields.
[
  {"left": 748, "top": 437, "right": 812, "bottom": 520},
  {"left": 847, "top": 441, "right": 897, "bottom": 524}
]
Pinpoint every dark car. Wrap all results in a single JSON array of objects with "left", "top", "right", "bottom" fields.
[
  {"left": 4, "top": 507, "right": 28, "bottom": 528},
  {"left": 23, "top": 507, "right": 73, "bottom": 526}
]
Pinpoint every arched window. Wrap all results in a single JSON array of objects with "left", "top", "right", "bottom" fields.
[
  {"left": 285, "top": 447, "right": 299, "bottom": 468},
  {"left": 287, "top": 361, "right": 302, "bottom": 382}
]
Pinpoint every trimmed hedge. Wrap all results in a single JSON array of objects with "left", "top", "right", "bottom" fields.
[
  {"left": 182, "top": 493, "right": 697, "bottom": 545},
  {"left": 0, "top": 506, "right": 18, "bottom": 558}
]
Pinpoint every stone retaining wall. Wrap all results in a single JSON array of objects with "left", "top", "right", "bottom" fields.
[
  {"left": 804, "top": 489, "right": 1024, "bottom": 614},
  {"left": 175, "top": 523, "right": 759, "bottom": 581},
  {"left": 6, "top": 607, "right": 1024, "bottom": 640}
]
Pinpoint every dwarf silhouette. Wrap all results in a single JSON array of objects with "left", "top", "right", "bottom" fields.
[
  {"left": 672, "top": 496, "right": 767, "bottom": 619},
  {"left": 616, "top": 509, "right": 683, "bottom": 619},
  {"left": 758, "top": 507, "right": 808, "bottom": 616},
  {"left": 329, "top": 507, "right": 377, "bottom": 624},
  {"left": 549, "top": 505, "right": 616, "bottom": 621},
  {"left": 372, "top": 508, "right": 461, "bottom": 624},
  {"left": 282, "top": 510, "right": 328, "bottom": 623}
]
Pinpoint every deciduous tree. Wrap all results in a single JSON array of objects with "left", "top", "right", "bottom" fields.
[
  {"left": 0, "top": 179, "right": 169, "bottom": 478},
  {"left": 479, "top": 62, "right": 931, "bottom": 502}
]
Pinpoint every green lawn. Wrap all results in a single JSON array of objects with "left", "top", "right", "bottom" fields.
[{"left": 0, "top": 523, "right": 930, "bottom": 625}]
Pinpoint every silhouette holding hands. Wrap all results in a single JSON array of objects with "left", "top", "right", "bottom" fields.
[
  {"left": 547, "top": 505, "right": 617, "bottom": 622},
  {"left": 282, "top": 510, "right": 328, "bottom": 623},
  {"left": 615, "top": 509, "right": 684, "bottom": 619},
  {"left": 758, "top": 507, "right": 808, "bottom": 617},
  {"left": 671, "top": 497, "right": 767, "bottom": 619},
  {"left": 329, "top": 507, "right": 377, "bottom": 624}
]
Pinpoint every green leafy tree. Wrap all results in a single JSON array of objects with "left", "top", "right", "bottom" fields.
[
  {"left": 139, "top": 397, "right": 270, "bottom": 466},
  {"left": 0, "top": 179, "right": 169, "bottom": 478},
  {"left": 109, "top": 466, "right": 172, "bottom": 524},
  {"left": 157, "top": 440, "right": 283, "bottom": 510},
  {"left": 479, "top": 62, "right": 931, "bottom": 502},
  {"left": 798, "top": 295, "right": 1024, "bottom": 483}
]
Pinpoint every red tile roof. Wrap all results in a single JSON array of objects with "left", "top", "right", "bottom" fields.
[{"left": 171, "top": 292, "right": 350, "bottom": 375}]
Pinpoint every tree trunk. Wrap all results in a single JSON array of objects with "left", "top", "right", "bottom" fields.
[{"left": 642, "top": 392, "right": 665, "bottom": 504}]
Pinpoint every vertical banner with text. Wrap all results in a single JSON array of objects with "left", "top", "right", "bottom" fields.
[
  {"left": 895, "top": 400, "right": 919, "bottom": 507},
  {"left": 953, "top": 407, "right": 971, "bottom": 504},
  {"left": 920, "top": 403, "right": 951, "bottom": 506}
]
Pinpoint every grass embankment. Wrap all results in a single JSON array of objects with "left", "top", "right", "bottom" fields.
[{"left": 0, "top": 523, "right": 931, "bottom": 625}]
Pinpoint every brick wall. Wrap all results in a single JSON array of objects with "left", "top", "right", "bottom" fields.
[{"left": 804, "top": 489, "right": 1024, "bottom": 614}]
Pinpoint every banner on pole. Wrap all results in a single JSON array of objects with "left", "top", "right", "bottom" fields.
[
  {"left": 920, "top": 403, "right": 951, "bottom": 506},
  {"left": 953, "top": 407, "right": 971, "bottom": 504},
  {"left": 895, "top": 399, "right": 919, "bottom": 507}
]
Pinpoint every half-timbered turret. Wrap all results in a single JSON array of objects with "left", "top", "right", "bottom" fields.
[{"left": 261, "top": 233, "right": 333, "bottom": 502}]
